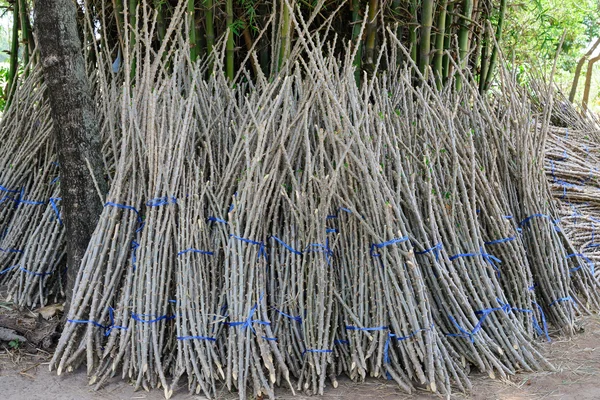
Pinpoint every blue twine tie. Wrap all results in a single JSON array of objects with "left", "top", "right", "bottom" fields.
[
  {"left": 334, "top": 339, "right": 349, "bottom": 345},
  {"left": 177, "top": 335, "right": 216, "bottom": 341},
  {"left": 68, "top": 307, "right": 127, "bottom": 336},
  {"left": 273, "top": 307, "right": 302, "bottom": 323},
  {"left": 207, "top": 216, "right": 228, "bottom": 224},
  {"left": 346, "top": 325, "right": 388, "bottom": 332},
  {"left": 262, "top": 336, "right": 278, "bottom": 341},
  {"left": 484, "top": 236, "right": 515, "bottom": 246},
  {"left": 48, "top": 197, "right": 62, "bottom": 225},
  {"left": 270, "top": 236, "right": 302, "bottom": 255},
  {"left": 177, "top": 248, "right": 214, "bottom": 256},
  {"left": 449, "top": 248, "right": 502, "bottom": 277},
  {"left": 130, "top": 240, "right": 139, "bottom": 270},
  {"left": 414, "top": 242, "right": 442, "bottom": 261},
  {"left": 146, "top": 196, "right": 177, "bottom": 207},
  {"left": 549, "top": 297, "right": 573, "bottom": 307},
  {"left": 19, "top": 267, "right": 53, "bottom": 277},
  {"left": 446, "top": 315, "right": 475, "bottom": 342},
  {"left": 326, "top": 228, "right": 338, "bottom": 233},
  {"left": 50, "top": 176, "right": 60, "bottom": 185},
  {"left": 531, "top": 301, "right": 550, "bottom": 342},
  {"left": 230, "top": 234, "right": 267, "bottom": 260},
  {"left": 519, "top": 214, "right": 560, "bottom": 232},
  {"left": 0, "top": 184, "right": 19, "bottom": 193},
  {"left": 385, "top": 325, "right": 432, "bottom": 363},
  {"left": 303, "top": 348, "right": 332, "bottom": 356},
  {"left": 105, "top": 202, "right": 144, "bottom": 232},
  {"left": 0, "top": 265, "right": 17, "bottom": 275},
  {"left": 304, "top": 238, "right": 333, "bottom": 265},
  {"left": 13, "top": 187, "right": 46, "bottom": 207},
  {"left": 588, "top": 221, "right": 600, "bottom": 248},
  {"left": 131, "top": 313, "right": 176, "bottom": 324},
  {"left": 370, "top": 236, "right": 410, "bottom": 257},
  {"left": 566, "top": 253, "right": 595, "bottom": 275},
  {"left": 228, "top": 297, "right": 271, "bottom": 333},
  {"left": 339, "top": 207, "right": 352, "bottom": 214},
  {"left": 0, "top": 247, "right": 23, "bottom": 254}
]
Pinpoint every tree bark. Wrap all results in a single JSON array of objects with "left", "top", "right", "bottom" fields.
[
  {"left": 569, "top": 37, "right": 600, "bottom": 103},
  {"left": 34, "top": 0, "right": 107, "bottom": 317},
  {"left": 582, "top": 53, "right": 600, "bottom": 113}
]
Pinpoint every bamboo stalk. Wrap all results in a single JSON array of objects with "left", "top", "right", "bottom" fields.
[{"left": 418, "top": 0, "right": 434, "bottom": 76}]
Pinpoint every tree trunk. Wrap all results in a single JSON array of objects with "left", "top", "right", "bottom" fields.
[
  {"left": 569, "top": 37, "right": 600, "bottom": 103},
  {"left": 34, "top": 0, "right": 108, "bottom": 318},
  {"left": 7, "top": 0, "right": 20, "bottom": 108},
  {"left": 582, "top": 53, "right": 600, "bottom": 113}
]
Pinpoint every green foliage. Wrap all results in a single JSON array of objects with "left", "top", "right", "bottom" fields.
[
  {"left": 8, "top": 339, "right": 20, "bottom": 349},
  {"left": 0, "top": 64, "right": 8, "bottom": 111},
  {"left": 505, "top": 0, "right": 600, "bottom": 70}
]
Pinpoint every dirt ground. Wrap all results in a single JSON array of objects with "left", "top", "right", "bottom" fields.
[{"left": 1, "top": 315, "right": 599, "bottom": 400}]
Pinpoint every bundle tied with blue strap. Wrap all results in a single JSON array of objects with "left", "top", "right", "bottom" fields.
[
  {"left": 230, "top": 234, "right": 267, "bottom": 260},
  {"left": 449, "top": 248, "right": 502, "bottom": 277},
  {"left": 227, "top": 295, "right": 270, "bottom": 333},
  {"left": 68, "top": 306, "right": 127, "bottom": 336}
]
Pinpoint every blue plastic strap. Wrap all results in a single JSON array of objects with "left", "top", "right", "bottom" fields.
[
  {"left": 303, "top": 349, "right": 332, "bottom": 355},
  {"left": 270, "top": 236, "right": 302, "bottom": 255},
  {"left": 67, "top": 307, "right": 127, "bottom": 336},
  {"left": 370, "top": 236, "right": 410, "bottom": 257},
  {"left": 334, "top": 339, "right": 349, "bottom": 345},
  {"left": 146, "top": 196, "right": 177, "bottom": 207},
  {"left": 228, "top": 296, "right": 270, "bottom": 333},
  {"left": 386, "top": 326, "right": 432, "bottom": 363},
  {"left": 130, "top": 240, "right": 139, "bottom": 270},
  {"left": 50, "top": 176, "right": 60, "bottom": 185},
  {"left": 105, "top": 202, "right": 144, "bottom": 232},
  {"left": 395, "top": 325, "right": 432, "bottom": 341},
  {"left": 177, "top": 335, "right": 216, "bottom": 341},
  {"left": 346, "top": 325, "right": 388, "bottom": 332},
  {"left": 484, "top": 236, "right": 515, "bottom": 245},
  {"left": 566, "top": 253, "right": 595, "bottom": 275},
  {"left": 0, "top": 247, "right": 23, "bottom": 254},
  {"left": 450, "top": 249, "right": 502, "bottom": 277},
  {"left": 304, "top": 239, "right": 333, "bottom": 265},
  {"left": 177, "top": 248, "right": 214, "bottom": 256},
  {"left": 230, "top": 234, "right": 267, "bottom": 260},
  {"left": 531, "top": 301, "right": 550, "bottom": 342},
  {"left": 549, "top": 297, "right": 573, "bottom": 307},
  {"left": 207, "top": 216, "right": 228, "bottom": 224},
  {"left": 48, "top": 197, "right": 62, "bottom": 225},
  {"left": 326, "top": 228, "right": 338, "bottom": 233},
  {"left": 339, "top": 207, "right": 352, "bottom": 214},
  {"left": 131, "top": 313, "right": 176, "bottom": 323},
  {"left": 414, "top": 242, "right": 442, "bottom": 261},
  {"left": 0, "top": 265, "right": 17, "bottom": 275},
  {"left": 20, "top": 267, "right": 53, "bottom": 277},
  {"left": 262, "top": 336, "right": 278, "bottom": 341},
  {"left": 0, "top": 184, "right": 19, "bottom": 193},
  {"left": 446, "top": 315, "right": 474, "bottom": 342},
  {"left": 273, "top": 307, "right": 302, "bottom": 323},
  {"left": 518, "top": 213, "right": 555, "bottom": 227}
]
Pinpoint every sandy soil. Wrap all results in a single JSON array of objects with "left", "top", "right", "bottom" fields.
[{"left": 1, "top": 315, "right": 599, "bottom": 400}]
